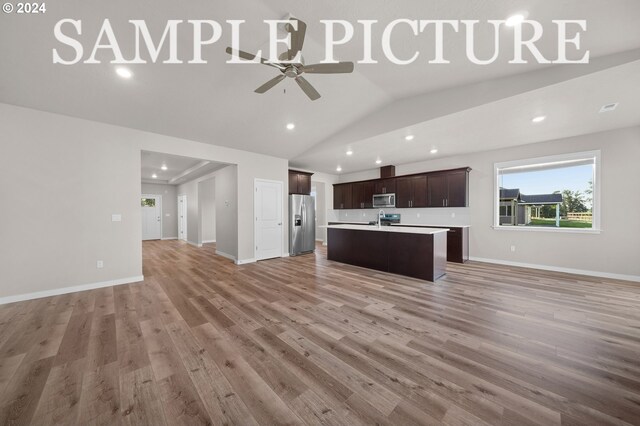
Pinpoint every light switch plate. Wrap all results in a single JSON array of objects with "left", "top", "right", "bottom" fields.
[{"left": 111, "top": 214, "right": 122, "bottom": 222}]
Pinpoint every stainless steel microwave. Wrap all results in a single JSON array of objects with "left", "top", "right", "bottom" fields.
[{"left": 372, "top": 193, "right": 396, "bottom": 208}]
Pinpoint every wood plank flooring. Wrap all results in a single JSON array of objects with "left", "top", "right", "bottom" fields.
[{"left": 1, "top": 239, "right": 639, "bottom": 425}]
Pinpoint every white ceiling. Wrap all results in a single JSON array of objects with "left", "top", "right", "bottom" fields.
[
  {"left": 292, "top": 59, "right": 640, "bottom": 173},
  {"left": 141, "top": 151, "right": 228, "bottom": 185},
  {"left": 1, "top": 0, "right": 640, "bottom": 174}
]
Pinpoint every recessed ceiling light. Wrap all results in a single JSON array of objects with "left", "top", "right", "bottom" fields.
[
  {"left": 505, "top": 13, "right": 526, "bottom": 27},
  {"left": 286, "top": 123, "right": 295, "bottom": 130},
  {"left": 430, "top": 148, "right": 438, "bottom": 154},
  {"left": 152, "top": 174, "right": 157, "bottom": 179},
  {"left": 376, "top": 159, "right": 382, "bottom": 164},
  {"left": 405, "top": 135, "right": 415, "bottom": 141},
  {"left": 599, "top": 103, "right": 618, "bottom": 113},
  {"left": 346, "top": 150, "right": 353, "bottom": 156},
  {"left": 161, "top": 164, "right": 168, "bottom": 171},
  {"left": 116, "top": 67, "right": 133, "bottom": 79},
  {"left": 532, "top": 115, "right": 546, "bottom": 123},
  {"left": 336, "top": 166, "right": 342, "bottom": 172}
]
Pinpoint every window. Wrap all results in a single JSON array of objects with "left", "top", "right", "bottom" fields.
[
  {"left": 141, "top": 198, "right": 156, "bottom": 207},
  {"left": 494, "top": 151, "right": 600, "bottom": 232}
]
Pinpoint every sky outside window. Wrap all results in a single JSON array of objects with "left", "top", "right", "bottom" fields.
[{"left": 500, "top": 164, "right": 593, "bottom": 207}]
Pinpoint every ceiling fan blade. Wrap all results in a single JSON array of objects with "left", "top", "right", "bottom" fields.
[
  {"left": 295, "top": 76, "right": 321, "bottom": 101},
  {"left": 225, "top": 47, "right": 284, "bottom": 70},
  {"left": 286, "top": 19, "right": 307, "bottom": 61},
  {"left": 299, "top": 62, "right": 355, "bottom": 74},
  {"left": 255, "top": 75, "right": 286, "bottom": 94}
]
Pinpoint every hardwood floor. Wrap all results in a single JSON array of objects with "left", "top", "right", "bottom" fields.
[{"left": 1, "top": 240, "right": 640, "bottom": 425}]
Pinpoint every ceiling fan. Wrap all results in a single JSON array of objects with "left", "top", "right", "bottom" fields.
[{"left": 225, "top": 18, "right": 354, "bottom": 101}]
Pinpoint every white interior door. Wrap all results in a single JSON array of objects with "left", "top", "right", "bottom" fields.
[
  {"left": 255, "top": 179, "right": 283, "bottom": 261},
  {"left": 178, "top": 195, "right": 187, "bottom": 241},
  {"left": 141, "top": 195, "right": 162, "bottom": 240}
]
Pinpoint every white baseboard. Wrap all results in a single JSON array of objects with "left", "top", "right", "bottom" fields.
[
  {"left": 281, "top": 253, "right": 290, "bottom": 258},
  {"left": 236, "top": 258, "right": 256, "bottom": 265},
  {"left": 0, "top": 275, "right": 145, "bottom": 305},
  {"left": 202, "top": 240, "right": 216, "bottom": 244},
  {"left": 186, "top": 240, "right": 203, "bottom": 248},
  {"left": 469, "top": 257, "right": 640, "bottom": 283},
  {"left": 216, "top": 250, "right": 236, "bottom": 262},
  {"left": 161, "top": 237, "right": 177, "bottom": 240}
]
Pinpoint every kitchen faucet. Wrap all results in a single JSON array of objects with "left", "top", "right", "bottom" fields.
[{"left": 377, "top": 209, "right": 385, "bottom": 228}]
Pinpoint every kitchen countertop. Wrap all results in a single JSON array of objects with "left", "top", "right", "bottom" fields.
[
  {"left": 325, "top": 224, "right": 449, "bottom": 235},
  {"left": 328, "top": 221, "right": 470, "bottom": 228},
  {"left": 391, "top": 223, "right": 471, "bottom": 228}
]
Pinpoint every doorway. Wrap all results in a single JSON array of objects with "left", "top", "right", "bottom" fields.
[
  {"left": 255, "top": 179, "right": 283, "bottom": 261},
  {"left": 178, "top": 195, "right": 187, "bottom": 241},
  {"left": 141, "top": 194, "right": 162, "bottom": 240}
]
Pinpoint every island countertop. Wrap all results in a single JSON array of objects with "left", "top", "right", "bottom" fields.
[
  {"left": 325, "top": 224, "right": 449, "bottom": 235},
  {"left": 328, "top": 221, "right": 470, "bottom": 228}
]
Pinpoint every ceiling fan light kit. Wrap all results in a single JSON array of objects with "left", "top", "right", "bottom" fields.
[{"left": 225, "top": 18, "right": 355, "bottom": 101}]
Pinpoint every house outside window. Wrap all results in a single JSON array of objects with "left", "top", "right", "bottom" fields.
[{"left": 494, "top": 151, "right": 600, "bottom": 232}]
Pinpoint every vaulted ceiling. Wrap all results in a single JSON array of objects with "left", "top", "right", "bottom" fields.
[{"left": 1, "top": 0, "right": 639, "bottom": 175}]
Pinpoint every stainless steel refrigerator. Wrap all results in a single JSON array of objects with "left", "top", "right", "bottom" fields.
[{"left": 289, "top": 194, "right": 315, "bottom": 256}]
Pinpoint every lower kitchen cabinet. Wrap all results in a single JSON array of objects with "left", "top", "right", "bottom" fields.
[
  {"left": 390, "top": 225, "right": 469, "bottom": 263},
  {"left": 327, "top": 227, "right": 447, "bottom": 282}
]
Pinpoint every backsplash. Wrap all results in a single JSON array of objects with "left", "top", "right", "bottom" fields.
[{"left": 333, "top": 207, "right": 471, "bottom": 226}]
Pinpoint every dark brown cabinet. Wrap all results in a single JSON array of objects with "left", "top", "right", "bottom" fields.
[
  {"left": 288, "top": 170, "right": 313, "bottom": 195},
  {"left": 332, "top": 167, "right": 470, "bottom": 209},
  {"left": 428, "top": 170, "right": 469, "bottom": 207},
  {"left": 333, "top": 183, "right": 353, "bottom": 209},
  {"left": 390, "top": 225, "right": 469, "bottom": 263},
  {"left": 396, "top": 175, "right": 428, "bottom": 208},
  {"left": 327, "top": 227, "right": 447, "bottom": 281},
  {"left": 446, "top": 170, "right": 469, "bottom": 207},
  {"left": 353, "top": 181, "right": 375, "bottom": 209},
  {"left": 374, "top": 178, "right": 396, "bottom": 195}
]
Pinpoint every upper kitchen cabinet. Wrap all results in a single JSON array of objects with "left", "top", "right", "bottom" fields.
[
  {"left": 334, "top": 167, "right": 470, "bottom": 209},
  {"left": 333, "top": 183, "right": 353, "bottom": 209},
  {"left": 374, "top": 178, "right": 396, "bottom": 195},
  {"left": 396, "top": 175, "right": 428, "bottom": 208},
  {"left": 288, "top": 170, "right": 313, "bottom": 195},
  {"left": 428, "top": 168, "right": 470, "bottom": 207},
  {"left": 353, "top": 181, "right": 375, "bottom": 209}
]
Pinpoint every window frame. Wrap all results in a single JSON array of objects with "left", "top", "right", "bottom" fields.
[{"left": 493, "top": 150, "right": 601, "bottom": 233}]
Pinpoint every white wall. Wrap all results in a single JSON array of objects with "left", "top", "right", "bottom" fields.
[
  {"left": 0, "top": 106, "right": 142, "bottom": 300},
  {"left": 214, "top": 166, "right": 238, "bottom": 259},
  {"left": 177, "top": 166, "right": 237, "bottom": 258},
  {"left": 141, "top": 183, "right": 178, "bottom": 239},
  {"left": 0, "top": 103, "right": 288, "bottom": 301},
  {"left": 307, "top": 171, "right": 339, "bottom": 244},
  {"left": 199, "top": 178, "right": 216, "bottom": 243},
  {"left": 337, "top": 126, "right": 640, "bottom": 280}
]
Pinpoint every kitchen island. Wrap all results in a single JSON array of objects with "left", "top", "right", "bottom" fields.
[{"left": 326, "top": 224, "right": 448, "bottom": 282}]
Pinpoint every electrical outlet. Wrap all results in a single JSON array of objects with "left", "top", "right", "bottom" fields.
[
  {"left": 97, "top": 260, "right": 104, "bottom": 269},
  {"left": 451, "top": 212, "right": 456, "bottom": 218},
  {"left": 510, "top": 245, "right": 516, "bottom": 252},
  {"left": 416, "top": 213, "right": 420, "bottom": 218}
]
